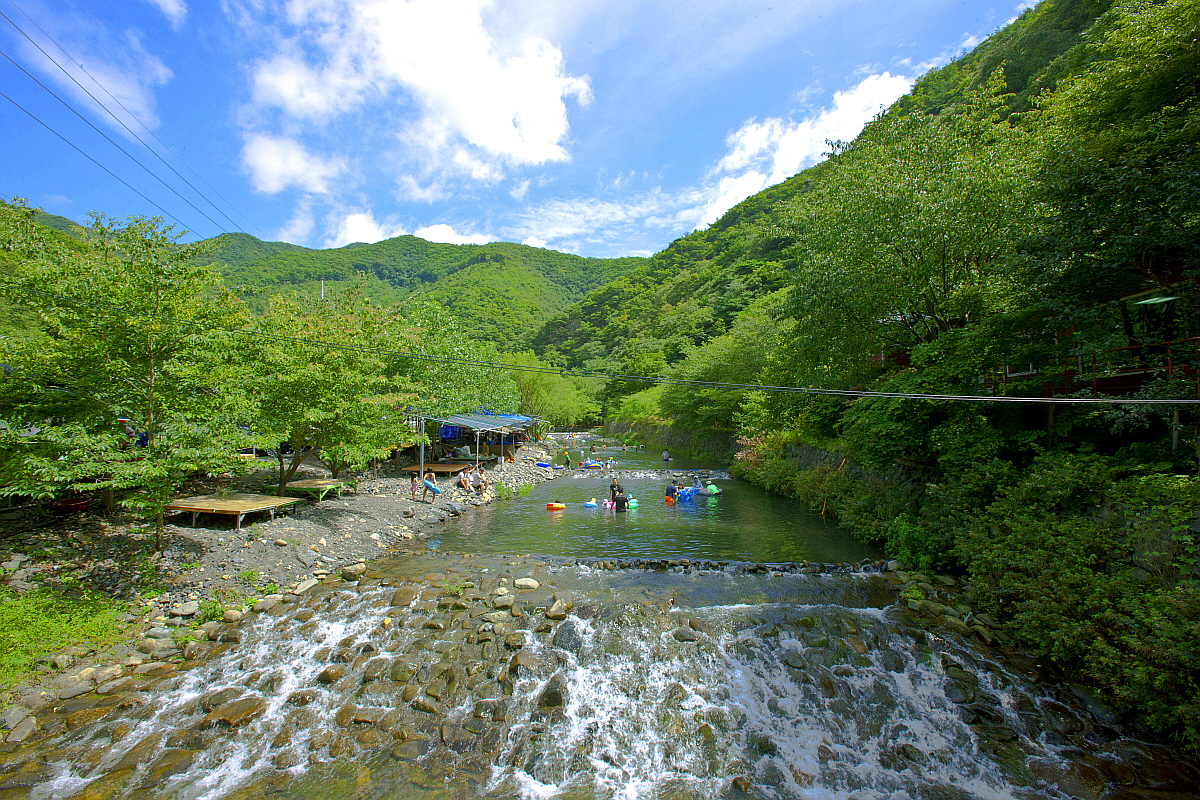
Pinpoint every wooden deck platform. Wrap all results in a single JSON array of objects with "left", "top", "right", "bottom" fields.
[
  {"left": 439, "top": 456, "right": 498, "bottom": 465},
  {"left": 165, "top": 493, "right": 301, "bottom": 530},
  {"left": 285, "top": 479, "right": 353, "bottom": 501},
  {"left": 399, "top": 464, "right": 470, "bottom": 474}
]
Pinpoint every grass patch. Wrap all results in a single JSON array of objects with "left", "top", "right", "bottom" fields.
[{"left": 0, "top": 587, "right": 127, "bottom": 693}]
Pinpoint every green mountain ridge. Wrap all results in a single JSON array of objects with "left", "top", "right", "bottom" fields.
[{"left": 205, "top": 232, "right": 646, "bottom": 343}]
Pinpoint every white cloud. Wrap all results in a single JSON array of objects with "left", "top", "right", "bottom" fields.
[
  {"left": 322, "top": 210, "right": 408, "bottom": 248},
  {"left": 522, "top": 236, "right": 547, "bottom": 248},
  {"left": 242, "top": 135, "right": 344, "bottom": 194},
  {"left": 414, "top": 223, "right": 491, "bottom": 245},
  {"left": 510, "top": 71, "right": 914, "bottom": 251},
  {"left": 143, "top": 0, "right": 187, "bottom": 28},
  {"left": 694, "top": 71, "right": 913, "bottom": 224},
  {"left": 13, "top": 14, "right": 173, "bottom": 137},
  {"left": 251, "top": 51, "right": 367, "bottom": 119},
  {"left": 276, "top": 197, "right": 316, "bottom": 244},
  {"left": 241, "top": 0, "right": 591, "bottom": 190}
]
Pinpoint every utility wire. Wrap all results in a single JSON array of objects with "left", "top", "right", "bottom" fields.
[
  {"left": 8, "top": 286, "right": 1199, "bottom": 406},
  {"left": 2, "top": 3, "right": 263, "bottom": 238},
  {"left": 0, "top": 46, "right": 222, "bottom": 235},
  {"left": 0, "top": 90, "right": 190, "bottom": 229}
]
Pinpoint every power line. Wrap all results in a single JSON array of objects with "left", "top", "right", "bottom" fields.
[
  {"left": 7, "top": 285, "right": 1199, "bottom": 406},
  {"left": 0, "top": 45, "right": 223, "bottom": 235},
  {"left": 0, "top": 90, "right": 190, "bottom": 229},
  {"left": 2, "top": 3, "right": 264, "bottom": 238}
]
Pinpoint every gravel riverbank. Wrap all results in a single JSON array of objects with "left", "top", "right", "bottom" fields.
[{"left": 0, "top": 444, "right": 567, "bottom": 718}]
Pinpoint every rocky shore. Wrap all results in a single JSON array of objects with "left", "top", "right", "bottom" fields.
[{"left": 0, "top": 444, "right": 566, "bottom": 722}]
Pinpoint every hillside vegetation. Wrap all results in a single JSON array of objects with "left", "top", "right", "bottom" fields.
[
  {"left": 530, "top": 0, "right": 1200, "bottom": 750},
  {"left": 209, "top": 233, "right": 645, "bottom": 343}
]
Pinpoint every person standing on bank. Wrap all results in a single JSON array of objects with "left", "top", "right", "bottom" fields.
[{"left": 422, "top": 469, "right": 439, "bottom": 503}]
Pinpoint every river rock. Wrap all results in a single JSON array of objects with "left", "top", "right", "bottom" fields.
[
  {"left": 199, "top": 687, "right": 243, "bottom": 712},
  {"left": 538, "top": 675, "right": 566, "bottom": 709},
  {"left": 551, "top": 620, "right": 583, "bottom": 653},
  {"left": 2, "top": 706, "right": 30, "bottom": 730},
  {"left": 783, "top": 651, "right": 806, "bottom": 669},
  {"left": 1041, "top": 701, "right": 1085, "bottom": 735},
  {"left": 944, "top": 681, "right": 976, "bottom": 704},
  {"left": 412, "top": 697, "right": 445, "bottom": 715},
  {"left": 170, "top": 601, "right": 200, "bottom": 617},
  {"left": 140, "top": 749, "right": 196, "bottom": 789},
  {"left": 671, "top": 627, "right": 700, "bottom": 643},
  {"left": 317, "top": 666, "right": 345, "bottom": 684},
  {"left": 202, "top": 696, "right": 265, "bottom": 728},
  {"left": 341, "top": 563, "right": 368, "bottom": 581},
  {"left": 546, "top": 592, "right": 574, "bottom": 621},
  {"left": 492, "top": 595, "right": 515, "bottom": 609},
  {"left": 222, "top": 609, "right": 243, "bottom": 623},
  {"left": 390, "top": 587, "right": 418, "bottom": 607},
  {"left": 509, "top": 650, "right": 540, "bottom": 675},
  {"left": 293, "top": 578, "right": 319, "bottom": 594},
  {"left": 4, "top": 716, "right": 36, "bottom": 744},
  {"left": 146, "top": 627, "right": 173, "bottom": 639},
  {"left": 514, "top": 578, "right": 540, "bottom": 590},
  {"left": 252, "top": 598, "right": 280, "bottom": 613}
]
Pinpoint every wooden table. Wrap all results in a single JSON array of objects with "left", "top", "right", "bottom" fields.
[
  {"left": 285, "top": 479, "right": 352, "bottom": 501},
  {"left": 164, "top": 493, "right": 302, "bottom": 530}
]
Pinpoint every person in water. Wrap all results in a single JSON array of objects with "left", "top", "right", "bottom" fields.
[
  {"left": 564, "top": 451, "right": 571, "bottom": 469},
  {"left": 662, "top": 450, "right": 671, "bottom": 461},
  {"left": 705, "top": 480, "right": 722, "bottom": 495},
  {"left": 692, "top": 476, "right": 702, "bottom": 489},
  {"left": 609, "top": 477, "right": 621, "bottom": 500},
  {"left": 664, "top": 480, "right": 678, "bottom": 500},
  {"left": 612, "top": 490, "right": 630, "bottom": 512}
]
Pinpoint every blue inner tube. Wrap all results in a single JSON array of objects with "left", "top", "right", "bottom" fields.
[
  {"left": 423, "top": 480, "right": 441, "bottom": 495},
  {"left": 535, "top": 462, "right": 552, "bottom": 468}
]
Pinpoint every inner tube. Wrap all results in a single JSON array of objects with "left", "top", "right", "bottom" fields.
[
  {"left": 535, "top": 462, "right": 551, "bottom": 468},
  {"left": 583, "top": 500, "right": 598, "bottom": 508},
  {"left": 423, "top": 480, "right": 441, "bottom": 495},
  {"left": 582, "top": 461, "right": 603, "bottom": 468},
  {"left": 628, "top": 499, "right": 638, "bottom": 508},
  {"left": 664, "top": 496, "right": 675, "bottom": 503},
  {"left": 546, "top": 502, "right": 565, "bottom": 510},
  {"left": 552, "top": 465, "right": 565, "bottom": 470}
]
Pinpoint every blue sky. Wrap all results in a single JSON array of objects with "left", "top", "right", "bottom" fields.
[{"left": 1, "top": 0, "right": 1033, "bottom": 257}]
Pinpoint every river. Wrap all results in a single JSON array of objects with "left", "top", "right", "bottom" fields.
[{"left": 4, "top": 447, "right": 1197, "bottom": 800}]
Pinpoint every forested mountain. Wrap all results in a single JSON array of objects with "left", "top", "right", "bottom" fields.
[
  {"left": 205, "top": 233, "right": 645, "bottom": 343},
  {"left": 528, "top": 0, "right": 1129, "bottom": 383},
  {"left": 529, "top": 0, "right": 1200, "bottom": 748}
]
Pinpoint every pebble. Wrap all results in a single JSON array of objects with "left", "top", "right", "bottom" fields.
[
  {"left": 169, "top": 601, "right": 200, "bottom": 617},
  {"left": 514, "top": 578, "right": 540, "bottom": 590}
]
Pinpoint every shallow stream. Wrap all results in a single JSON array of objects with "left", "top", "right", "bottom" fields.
[{"left": 2, "top": 451, "right": 1196, "bottom": 799}]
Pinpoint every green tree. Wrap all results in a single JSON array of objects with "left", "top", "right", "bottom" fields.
[
  {"left": 243, "top": 285, "right": 421, "bottom": 490},
  {"left": 504, "top": 350, "right": 598, "bottom": 426},
  {"left": 0, "top": 202, "right": 251, "bottom": 548},
  {"left": 773, "top": 90, "right": 1044, "bottom": 383}
]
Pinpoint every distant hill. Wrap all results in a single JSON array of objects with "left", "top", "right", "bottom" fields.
[
  {"left": 203, "top": 233, "right": 647, "bottom": 344},
  {"left": 31, "top": 209, "right": 84, "bottom": 236}
]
